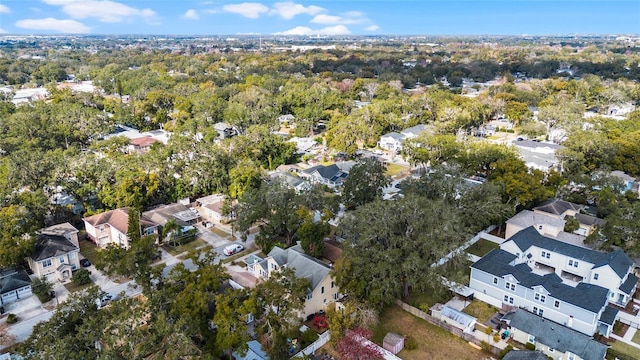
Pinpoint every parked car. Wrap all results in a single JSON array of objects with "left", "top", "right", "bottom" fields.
[
  {"left": 80, "top": 259, "right": 91, "bottom": 267},
  {"left": 223, "top": 244, "right": 244, "bottom": 256}
]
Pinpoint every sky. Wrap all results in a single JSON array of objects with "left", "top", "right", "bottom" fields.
[{"left": 0, "top": 1, "right": 638, "bottom": 36}]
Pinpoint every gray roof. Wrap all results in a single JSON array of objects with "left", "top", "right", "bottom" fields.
[
  {"left": 533, "top": 199, "right": 583, "bottom": 216},
  {"left": 599, "top": 306, "right": 618, "bottom": 326},
  {"left": 501, "top": 309, "right": 608, "bottom": 360},
  {"left": 269, "top": 171, "right": 305, "bottom": 189},
  {"left": 401, "top": 124, "right": 428, "bottom": 137},
  {"left": 574, "top": 213, "right": 606, "bottom": 227},
  {"left": 472, "top": 249, "right": 609, "bottom": 313},
  {"left": 267, "top": 245, "right": 331, "bottom": 290},
  {"left": 30, "top": 234, "right": 78, "bottom": 261},
  {"left": 0, "top": 270, "right": 31, "bottom": 295},
  {"left": 512, "top": 139, "right": 563, "bottom": 150},
  {"left": 610, "top": 170, "right": 635, "bottom": 183},
  {"left": 142, "top": 203, "right": 199, "bottom": 227},
  {"left": 506, "top": 210, "right": 565, "bottom": 229},
  {"left": 502, "top": 351, "right": 549, "bottom": 360},
  {"left": 509, "top": 227, "right": 633, "bottom": 278},
  {"left": 381, "top": 132, "right": 405, "bottom": 141},
  {"left": 619, "top": 273, "right": 638, "bottom": 294},
  {"left": 40, "top": 222, "right": 79, "bottom": 237},
  {"left": 233, "top": 340, "right": 268, "bottom": 360},
  {"left": 303, "top": 164, "right": 347, "bottom": 182}
]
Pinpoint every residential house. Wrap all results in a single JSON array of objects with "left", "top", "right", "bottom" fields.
[
  {"left": 378, "top": 124, "right": 429, "bottom": 152},
  {"left": 502, "top": 351, "right": 549, "bottom": 360},
  {"left": 11, "top": 88, "right": 49, "bottom": 105},
  {"left": 501, "top": 309, "right": 608, "bottom": 360},
  {"left": 195, "top": 194, "right": 232, "bottom": 223},
  {"left": 269, "top": 171, "right": 311, "bottom": 193},
  {"left": 142, "top": 203, "right": 200, "bottom": 239},
  {"left": 532, "top": 199, "right": 606, "bottom": 237},
  {"left": 214, "top": 122, "right": 237, "bottom": 139},
  {"left": 28, "top": 223, "right": 81, "bottom": 281},
  {"left": 301, "top": 164, "right": 348, "bottom": 188},
  {"left": 470, "top": 226, "right": 636, "bottom": 336},
  {"left": 128, "top": 137, "right": 158, "bottom": 154},
  {"left": 83, "top": 208, "right": 160, "bottom": 249},
  {"left": 246, "top": 244, "right": 341, "bottom": 318},
  {"left": 288, "top": 137, "right": 318, "bottom": 154},
  {"left": 609, "top": 170, "right": 639, "bottom": 197},
  {"left": 0, "top": 269, "right": 32, "bottom": 305},
  {"left": 278, "top": 114, "right": 295, "bottom": 125},
  {"left": 233, "top": 340, "right": 268, "bottom": 360},
  {"left": 511, "top": 140, "right": 564, "bottom": 172}
]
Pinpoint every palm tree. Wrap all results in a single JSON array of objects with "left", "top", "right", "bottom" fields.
[{"left": 162, "top": 219, "right": 180, "bottom": 247}]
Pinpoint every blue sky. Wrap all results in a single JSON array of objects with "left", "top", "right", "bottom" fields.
[{"left": 0, "top": 1, "right": 638, "bottom": 36}]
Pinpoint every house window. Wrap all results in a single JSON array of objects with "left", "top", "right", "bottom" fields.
[
  {"left": 554, "top": 300, "right": 560, "bottom": 308},
  {"left": 59, "top": 256, "right": 65, "bottom": 264},
  {"left": 541, "top": 250, "right": 550, "bottom": 259},
  {"left": 527, "top": 334, "right": 535, "bottom": 343},
  {"left": 504, "top": 295, "right": 509, "bottom": 302},
  {"left": 538, "top": 225, "right": 543, "bottom": 230},
  {"left": 42, "top": 259, "right": 52, "bottom": 268},
  {"left": 321, "top": 286, "right": 325, "bottom": 294},
  {"left": 548, "top": 348, "right": 554, "bottom": 353},
  {"left": 567, "top": 352, "right": 575, "bottom": 360},
  {"left": 331, "top": 281, "right": 334, "bottom": 288},
  {"left": 610, "top": 292, "right": 615, "bottom": 299},
  {"left": 594, "top": 273, "right": 599, "bottom": 280},
  {"left": 534, "top": 293, "right": 546, "bottom": 303},
  {"left": 69, "top": 252, "right": 75, "bottom": 259},
  {"left": 493, "top": 277, "right": 498, "bottom": 285},
  {"left": 306, "top": 293, "right": 312, "bottom": 300},
  {"left": 532, "top": 307, "right": 543, "bottom": 316},
  {"left": 568, "top": 259, "right": 579, "bottom": 268},
  {"left": 505, "top": 282, "right": 515, "bottom": 291},
  {"left": 568, "top": 259, "right": 573, "bottom": 266},
  {"left": 334, "top": 293, "right": 339, "bottom": 300}
]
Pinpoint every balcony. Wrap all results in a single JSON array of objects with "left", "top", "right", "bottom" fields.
[
  {"left": 560, "top": 270, "right": 584, "bottom": 286},
  {"left": 531, "top": 262, "right": 555, "bottom": 276}
]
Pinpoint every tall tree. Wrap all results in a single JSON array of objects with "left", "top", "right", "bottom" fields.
[{"left": 341, "top": 158, "right": 390, "bottom": 209}]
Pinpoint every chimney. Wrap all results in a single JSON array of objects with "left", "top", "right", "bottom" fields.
[{"left": 567, "top": 315, "right": 574, "bottom": 328}]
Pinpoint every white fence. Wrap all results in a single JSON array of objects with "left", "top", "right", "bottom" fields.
[
  {"left": 292, "top": 331, "right": 331, "bottom": 358},
  {"left": 432, "top": 224, "right": 499, "bottom": 267}
]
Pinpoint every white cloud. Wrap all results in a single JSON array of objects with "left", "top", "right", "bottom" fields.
[
  {"left": 365, "top": 25, "right": 380, "bottom": 32},
  {"left": 42, "top": 0, "right": 156, "bottom": 23},
  {"left": 310, "top": 12, "right": 366, "bottom": 25},
  {"left": 271, "top": 2, "right": 324, "bottom": 19},
  {"left": 183, "top": 9, "right": 199, "bottom": 19},
  {"left": 274, "top": 25, "right": 350, "bottom": 36},
  {"left": 223, "top": 2, "right": 269, "bottom": 19},
  {"left": 0, "top": 4, "right": 10, "bottom": 13},
  {"left": 0, "top": 28, "right": 6, "bottom": 34},
  {"left": 16, "top": 17, "right": 90, "bottom": 33}
]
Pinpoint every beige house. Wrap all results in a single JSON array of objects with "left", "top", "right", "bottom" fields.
[
  {"left": 195, "top": 194, "right": 231, "bottom": 223},
  {"left": 83, "top": 208, "right": 159, "bottom": 249},
  {"left": 246, "top": 245, "right": 341, "bottom": 318},
  {"left": 29, "top": 223, "right": 81, "bottom": 281}
]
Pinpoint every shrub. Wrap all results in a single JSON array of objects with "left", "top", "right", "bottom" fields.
[
  {"left": 525, "top": 342, "right": 536, "bottom": 350},
  {"left": 301, "top": 328, "right": 318, "bottom": 345},
  {"left": 480, "top": 341, "right": 491, "bottom": 351},
  {"left": 499, "top": 345, "right": 514, "bottom": 359},
  {"left": 31, "top": 276, "right": 52, "bottom": 303},
  {"left": 493, "top": 333, "right": 501, "bottom": 343},
  {"left": 404, "top": 335, "right": 417, "bottom": 350},
  {"left": 6, "top": 313, "right": 18, "bottom": 324},
  {"left": 73, "top": 269, "right": 91, "bottom": 285}
]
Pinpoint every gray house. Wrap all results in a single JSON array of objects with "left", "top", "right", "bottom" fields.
[
  {"left": 501, "top": 309, "right": 608, "bottom": 360},
  {"left": 0, "top": 269, "right": 32, "bottom": 306},
  {"left": 302, "top": 164, "right": 348, "bottom": 188},
  {"left": 470, "top": 226, "right": 636, "bottom": 337}
]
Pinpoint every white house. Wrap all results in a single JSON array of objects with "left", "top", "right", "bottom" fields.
[
  {"left": 511, "top": 140, "right": 564, "bottom": 172},
  {"left": 378, "top": 124, "right": 428, "bottom": 152},
  {"left": 470, "top": 226, "right": 636, "bottom": 337},
  {"left": 83, "top": 208, "right": 160, "bottom": 249}
]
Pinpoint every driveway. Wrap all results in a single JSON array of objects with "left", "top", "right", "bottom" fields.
[{"left": 195, "top": 223, "right": 232, "bottom": 248}]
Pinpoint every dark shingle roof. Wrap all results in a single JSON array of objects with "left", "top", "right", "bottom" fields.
[
  {"left": 30, "top": 234, "right": 78, "bottom": 261},
  {"left": 599, "top": 306, "right": 618, "bottom": 326},
  {"left": 510, "top": 227, "right": 632, "bottom": 278},
  {"left": 533, "top": 198, "right": 583, "bottom": 216},
  {"left": 472, "top": 249, "right": 609, "bottom": 312},
  {"left": 502, "top": 351, "right": 549, "bottom": 360},
  {"left": 0, "top": 270, "right": 31, "bottom": 295},
  {"left": 619, "top": 274, "right": 638, "bottom": 294},
  {"left": 303, "top": 164, "right": 347, "bottom": 182},
  {"left": 574, "top": 213, "right": 606, "bottom": 227},
  {"left": 501, "top": 309, "right": 608, "bottom": 360}
]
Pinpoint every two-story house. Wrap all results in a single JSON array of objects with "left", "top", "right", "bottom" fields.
[
  {"left": 378, "top": 124, "right": 428, "bottom": 152},
  {"left": 246, "top": 244, "right": 341, "bottom": 318},
  {"left": 83, "top": 208, "right": 159, "bottom": 249},
  {"left": 301, "top": 164, "right": 348, "bottom": 188},
  {"left": 501, "top": 309, "right": 608, "bottom": 360},
  {"left": 28, "top": 223, "right": 81, "bottom": 281},
  {"left": 470, "top": 226, "right": 636, "bottom": 336}
]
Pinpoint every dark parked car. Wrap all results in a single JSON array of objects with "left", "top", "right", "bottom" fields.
[{"left": 80, "top": 259, "right": 91, "bottom": 267}]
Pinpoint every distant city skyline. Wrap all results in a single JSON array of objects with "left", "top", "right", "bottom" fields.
[{"left": 0, "top": 1, "right": 638, "bottom": 36}]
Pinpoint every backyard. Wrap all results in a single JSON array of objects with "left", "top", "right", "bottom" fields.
[
  {"left": 462, "top": 300, "right": 499, "bottom": 323},
  {"left": 373, "top": 304, "right": 488, "bottom": 360},
  {"left": 466, "top": 239, "right": 499, "bottom": 257},
  {"left": 404, "top": 287, "right": 452, "bottom": 310},
  {"left": 79, "top": 239, "right": 101, "bottom": 266}
]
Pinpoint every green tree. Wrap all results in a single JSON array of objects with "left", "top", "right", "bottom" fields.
[
  {"left": 212, "top": 288, "right": 257, "bottom": 357},
  {"left": 0, "top": 205, "right": 37, "bottom": 268},
  {"left": 341, "top": 158, "right": 390, "bottom": 209},
  {"left": 297, "top": 212, "right": 330, "bottom": 258}
]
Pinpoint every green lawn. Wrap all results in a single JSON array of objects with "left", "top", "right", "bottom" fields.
[
  {"left": 631, "top": 329, "right": 640, "bottom": 345},
  {"left": 210, "top": 227, "right": 231, "bottom": 238},
  {"left": 466, "top": 239, "right": 499, "bottom": 257},
  {"left": 610, "top": 340, "right": 640, "bottom": 359},
  {"left": 64, "top": 281, "right": 97, "bottom": 293},
  {"left": 404, "top": 288, "right": 452, "bottom": 310},
  {"left": 79, "top": 239, "right": 101, "bottom": 266},
  {"left": 162, "top": 238, "right": 207, "bottom": 256},
  {"left": 374, "top": 304, "right": 487, "bottom": 360},
  {"left": 462, "top": 300, "right": 498, "bottom": 323},
  {"left": 386, "top": 163, "right": 410, "bottom": 177}
]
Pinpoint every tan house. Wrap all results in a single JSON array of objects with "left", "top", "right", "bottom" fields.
[
  {"left": 83, "top": 208, "right": 159, "bottom": 249},
  {"left": 195, "top": 194, "right": 231, "bottom": 223},
  {"left": 29, "top": 232, "right": 80, "bottom": 282},
  {"left": 246, "top": 245, "right": 341, "bottom": 318}
]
